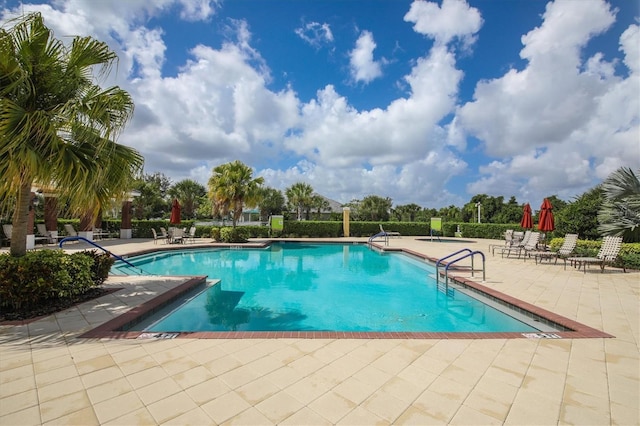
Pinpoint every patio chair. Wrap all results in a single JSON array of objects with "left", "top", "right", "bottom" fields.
[
  {"left": 519, "top": 232, "right": 542, "bottom": 260},
  {"left": 35, "top": 224, "right": 52, "bottom": 245},
  {"left": 528, "top": 234, "right": 579, "bottom": 269},
  {"left": 160, "top": 227, "right": 171, "bottom": 242},
  {"left": 186, "top": 226, "right": 196, "bottom": 243},
  {"left": 64, "top": 224, "right": 78, "bottom": 237},
  {"left": 495, "top": 230, "right": 532, "bottom": 258},
  {"left": 380, "top": 224, "right": 400, "bottom": 238},
  {"left": 567, "top": 236, "right": 624, "bottom": 273},
  {"left": 489, "top": 229, "right": 515, "bottom": 255},
  {"left": 2, "top": 224, "right": 12, "bottom": 246},
  {"left": 151, "top": 228, "right": 165, "bottom": 244},
  {"left": 170, "top": 227, "right": 185, "bottom": 244}
]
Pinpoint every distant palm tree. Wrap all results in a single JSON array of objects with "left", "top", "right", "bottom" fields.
[
  {"left": 0, "top": 13, "right": 143, "bottom": 256},
  {"left": 168, "top": 179, "right": 206, "bottom": 219},
  {"left": 598, "top": 167, "right": 640, "bottom": 242},
  {"left": 286, "top": 182, "right": 314, "bottom": 221},
  {"left": 208, "top": 161, "right": 264, "bottom": 227}
]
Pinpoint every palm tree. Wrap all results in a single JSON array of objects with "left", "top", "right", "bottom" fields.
[
  {"left": 598, "top": 167, "right": 640, "bottom": 242},
  {"left": 208, "top": 161, "right": 264, "bottom": 227},
  {"left": 310, "top": 194, "right": 331, "bottom": 220},
  {"left": 0, "top": 13, "right": 143, "bottom": 256},
  {"left": 285, "top": 182, "right": 314, "bottom": 221},
  {"left": 168, "top": 179, "right": 206, "bottom": 219}
]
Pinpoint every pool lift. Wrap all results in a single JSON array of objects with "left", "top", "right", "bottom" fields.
[
  {"left": 59, "top": 236, "right": 150, "bottom": 275},
  {"left": 435, "top": 248, "right": 486, "bottom": 296}
]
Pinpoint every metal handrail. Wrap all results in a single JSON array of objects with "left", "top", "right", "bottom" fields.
[
  {"left": 436, "top": 248, "right": 486, "bottom": 292},
  {"left": 59, "top": 236, "right": 138, "bottom": 269},
  {"left": 368, "top": 232, "right": 389, "bottom": 246}
]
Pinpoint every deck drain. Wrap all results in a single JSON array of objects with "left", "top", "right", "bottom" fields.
[
  {"left": 137, "top": 332, "right": 179, "bottom": 340},
  {"left": 522, "top": 332, "right": 562, "bottom": 339}
]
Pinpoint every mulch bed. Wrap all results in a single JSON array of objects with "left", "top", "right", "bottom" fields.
[{"left": 0, "top": 287, "right": 121, "bottom": 324}]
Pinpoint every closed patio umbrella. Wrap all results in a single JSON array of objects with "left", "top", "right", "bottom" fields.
[
  {"left": 170, "top": 199, "right": 181, "bottom": 225},
  {"left": 538, "top": 198, "right": 555, "bottom": 233},
  {"left": 520, "top": 203, "right": 533, "bottom": 229}
]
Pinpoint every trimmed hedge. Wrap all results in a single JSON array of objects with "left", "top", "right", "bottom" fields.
[{"left": 0, "top": 250, "right": 114, "bottom": 311}]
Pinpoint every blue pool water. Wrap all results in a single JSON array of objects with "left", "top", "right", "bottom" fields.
[{"left": 112, "top": 243, "right": 539, "bottom": 333}]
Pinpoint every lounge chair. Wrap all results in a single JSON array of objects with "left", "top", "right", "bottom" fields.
[
  {"left": 519, "top": 232, "right": 542, "bottom": 260},
  {"left": 380, "top": 224, "right": 400, "bottom": 238},
  {"left": 528, "top": 234, "right": 579, "bottom": 269},
  {"left": 567, "top": 236, "right": 624, "bottom": 273},
  {"left": 35, "top": 224, "right": 53, "bottom": 245},
  {"left": 64, "top": 224, "right": 78, "bottom": 237},
  {"left": 2, "top": 224, "right": 12, "bottom": 247},
  {"left": 92, "top": 227, "right": 110, "bottom": 240},
  {"left": 495, "top": 230, "right": 532, "bottom": 258},
  {"left": 489, "top": 229, "right": 515, "bottom": 255}
]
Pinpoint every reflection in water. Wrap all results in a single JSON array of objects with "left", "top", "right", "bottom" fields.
[
  {"left": 205, "top": 285, "right": 248, "bottom": 330},
  {"left": 203, "top": 284, "right": 308, "bottom": 331}
]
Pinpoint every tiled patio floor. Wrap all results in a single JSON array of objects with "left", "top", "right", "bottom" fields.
[{"left": 1, "top": 237, "right": 638, "bottom": 425}]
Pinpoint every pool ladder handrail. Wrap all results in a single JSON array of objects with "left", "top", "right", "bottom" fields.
[
  {"left": 59, "top": 236, "right": 138, "bottom": 270},
  {"left": 368, "top": 231, "right": 389, "bottom": 246},
  {"left": 435, "top": 248, "right": 486, "bottom": 292}
]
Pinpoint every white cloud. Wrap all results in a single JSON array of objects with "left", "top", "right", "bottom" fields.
[
  {"left": 404, "top": 0, "right": 482, "bottom": 47},
  {"left": 294, "top": 21, "right": 334, "bottom": 48},
  {"left": 287, "top": 45, "right": 462, "bottom": 170},
  {"left": 457, "top": 0, "right": 639, "bottom": 206},
  {"left": 349, "top": 30, "right": 383, "bottom": 84}
]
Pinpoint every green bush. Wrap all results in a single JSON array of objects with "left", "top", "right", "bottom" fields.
[
  {"left": 219, "top": 227, "right": 249, "bottom": 243},
  {"left": 0, "top": 250, "right": 107, "bottom": 311},
  {"left": 82, "top": 250, "right": 116, "bottom": 285}
]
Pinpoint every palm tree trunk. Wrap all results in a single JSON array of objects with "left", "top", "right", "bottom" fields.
[{"left": 11, "top": 181, "right": 32, "bottom": 257}]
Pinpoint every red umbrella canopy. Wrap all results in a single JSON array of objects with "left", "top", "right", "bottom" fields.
[
  {"left": 538, "top": 198, "right": 555, "bottom": 232},
  {"left": 520, "top": 203, "right": 533, "bottom": 229},
  {"left": 170, "top": 199, "right": 181, "bottom": 224}
]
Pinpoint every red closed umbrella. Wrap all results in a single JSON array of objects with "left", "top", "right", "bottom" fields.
[
  {"left": 520, "top": 203, "right": 533, "bottom": 229},
  {"left": 538, "top": 198, "right": 555, "bottom": 232},
  {"left": 170, "top": 199, "right": 181, "bottom": 225}
]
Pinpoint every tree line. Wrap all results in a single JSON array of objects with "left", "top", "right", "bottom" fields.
[{"left": 125, "top": 160, "right": 639, "bottom": 242}]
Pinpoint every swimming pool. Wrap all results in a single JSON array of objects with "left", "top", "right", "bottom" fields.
[{"left": 112, "top": 243, "right": 554, "bottom": 334}]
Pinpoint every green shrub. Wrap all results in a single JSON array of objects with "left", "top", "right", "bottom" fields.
[
  {"left": 211, "top": 227, "right": 221, "bottom": 241},
  {"left": 219, "top": 227, "right": 249, "bottom": 243},
  {"left": 0, "top": 250, "right": 105, "bottom": 311},
  {"left": 82, "top": 250, "right": 116, "bottom": 285}
]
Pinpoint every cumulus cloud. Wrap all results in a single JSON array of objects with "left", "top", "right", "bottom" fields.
[
  {"left": 404, "top": 0, "right": 482, "bottom": 47},
  {"left": 294, "top": 21, "right": 334, "bottom": 48},
  {"left": 5, "top": 0, "right": 633, "bottom": 210},
  {"left": 457, "top": 0, "right": 639, "bottom": 204},
  {"left": 349, "top": 30, "right": 384, "bottom": 84}
]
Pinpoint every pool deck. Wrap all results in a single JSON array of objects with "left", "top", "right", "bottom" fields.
[{"left": 1, "top": 237, "right": 638, "bottom": 425}]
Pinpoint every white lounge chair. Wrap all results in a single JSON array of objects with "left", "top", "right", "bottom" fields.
[
  {"left": 528, "top": 234, "right": 579, "bottom": 268},
  {"left": 2, "top": 224, "right": 12, "bottom": 247},
  {"left": 380, "top": 224, "right": 400, "bottom": 238},
  {"left": 496, "top": 230, "right": 532, "bottom": 258},
  {"left": 35, "top": 224, "right": 52, "bottom": 245},
  {"left": 567, "top": 236, "right": 624, "bottom": 273},
  {"left": 186, "top": 226, "right": 196, "bottom": 243},
  {"left": 64, "top": 224, "right": 78, "bottom": 237}
]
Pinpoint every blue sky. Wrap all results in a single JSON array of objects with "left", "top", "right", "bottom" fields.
[{"left": 2, "top": 0, "right": 639, "bottom": 210}]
